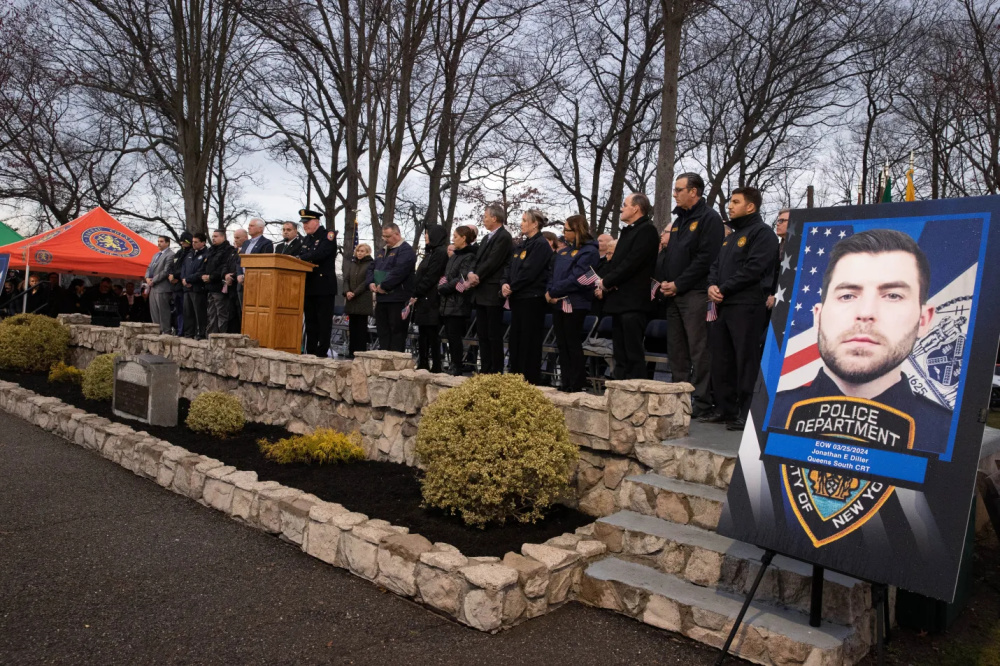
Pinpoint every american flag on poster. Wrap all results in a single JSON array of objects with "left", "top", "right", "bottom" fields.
[{"left": 775, "top": 220, "right": 980, "bottom": 410}]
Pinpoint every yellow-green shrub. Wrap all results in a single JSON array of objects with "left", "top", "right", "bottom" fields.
[
  {"left": 0, "top": 314, "right": 70, "bottom": 373},
  {"left": 259, "top": 429, "right": 365, "bottom": 465},
  {"left": 81, "top": 353, "right": 117, "bottom": 401},
  {"left": 48, "top": 361, "right": 84, "bottom": 384},
  {"left": 186, "top": 391, "right": 245, "bottom": 438},
  {"left": 416, "top": 373, "right": 578, "bottom": 528}
]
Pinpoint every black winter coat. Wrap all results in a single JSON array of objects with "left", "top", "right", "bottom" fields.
[
  {"left": 602, "top": 216, "right": 659, "bottom": 314},
  {"left": 438, "top": 244, "right": 477, "bottom": 318},
  {"left": 660, "top": 199, "right": 725, "bottom": 293},
  {"left": 707, "top": 212, "right": 779, "bottom": 306},
  {"left": 202, "top": 241, "right": 239, "bottom": 293},
  {"left": 412, "top": 225, "right": 449, "bottom": 326},
  {"left": 343, "top": 255, "right": 374, "bottom": 316},
  {"left": 438, "top": 243, "right": 479, "bottom": 317}
]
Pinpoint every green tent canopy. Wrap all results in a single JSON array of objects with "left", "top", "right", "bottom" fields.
[{"left": 0, "top": 221, "right": 24, "bottom": 247}]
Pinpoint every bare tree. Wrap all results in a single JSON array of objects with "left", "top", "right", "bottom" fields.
[{"left": 58, "top": 0, "right": 259, "bottom": 234}]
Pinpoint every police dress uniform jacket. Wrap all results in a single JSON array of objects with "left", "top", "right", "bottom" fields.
[
  {"left": 707, "top": 212, "right": 778, "bottom": 306},
  {"left": 202, "top": 241, "right": 239, "bottom": 293},
  {"left": 470, "top": 226, "right": 513, "bottom": 307},
  {"left": 770, "top": 368, "right": 952, "bottom": 455},
  {"left": 181, "top": 247, "right": 208, "bottom": 292},
  {"left": 343, "top": 255, "right": 374, "bottom": 316},
  {"left": 601, "top": 216, "right": 659, "bottom": 314},
  {"left": 412, "top": 225, "right": 449, "bottom": 326},
  {"left": 502, "top": 232, "right": 553, "bottom": 300},
  {"left": 364, "top": 241, "right": 417, "bottom": 303},
  {"left": 275, "top": 236, "right": 303, "bottom": 257},
  {"left": 547, "top": 239, "right": 599, "bottom": 310},
  {"left": 298, "top": 225, "right": 339, "bottom": 296},
  {"left": 662, "top": 199, "right": 725, "bottom": 294}
]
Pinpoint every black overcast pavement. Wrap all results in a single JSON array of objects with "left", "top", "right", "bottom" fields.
[{"left": 0, "top": 409, "right": 724, "bottom": 666}]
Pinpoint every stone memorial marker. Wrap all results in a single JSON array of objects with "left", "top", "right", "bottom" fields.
[{"left": 113, "top": 355, "right": 179, "bottom": 426}]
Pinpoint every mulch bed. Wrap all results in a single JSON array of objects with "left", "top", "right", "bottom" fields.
[{"left": 1, "top": 370, "right": 591, "bottom": 557}]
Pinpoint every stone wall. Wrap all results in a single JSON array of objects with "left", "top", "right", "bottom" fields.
[
  {"left": 63, "top": 321, "right": 695, "bottom": 518},
  {"left": 0, "top": 379, "right": 609, "bottom": 633}
]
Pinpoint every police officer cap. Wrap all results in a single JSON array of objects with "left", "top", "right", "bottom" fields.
[{"left": 299, "top": 209, "right": 323, "bottom": 224}]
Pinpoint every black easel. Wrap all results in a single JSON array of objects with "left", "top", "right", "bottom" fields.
[
  {"left": 715, "top": 550, "right": 775, "bottom": 666},
  {"left": 717, "top": 555, "right": 892, "bottom": 665}
]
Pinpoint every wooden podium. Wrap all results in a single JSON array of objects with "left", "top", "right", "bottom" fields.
[{"left": 240, "top": 254, "right": 315, "bottom": 354}]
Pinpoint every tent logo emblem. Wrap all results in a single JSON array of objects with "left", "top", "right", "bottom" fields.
[
  {"left": 82, "top": 227, "right": 140, "bottom": 258},
  {"left": 34, "top": 250, "right": 53, "bottom": 265}
]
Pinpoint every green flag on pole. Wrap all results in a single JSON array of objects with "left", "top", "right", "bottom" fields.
[{"left": 881, "top": 175, "right": 892, "bottom": 203}]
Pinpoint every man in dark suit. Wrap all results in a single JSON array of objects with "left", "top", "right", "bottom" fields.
[
  {"left": 240, "top": 218, "right": 274, "bottom": 254},
  {"left": 465, "top": 203, "right": 513, "bottom": 373},
  {"left": 297, "top": 209, "right": 338, "bottom": 357},
  {"left": 598, "top": 192, "right": 659, "bottom": 379},
  {"left": 275, "top": 221, "right": 304, "bottom": 256}
]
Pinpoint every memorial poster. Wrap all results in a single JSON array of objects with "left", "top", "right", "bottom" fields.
[{"left": 717, "top": 197, "right": 1000, "bottom": 601}]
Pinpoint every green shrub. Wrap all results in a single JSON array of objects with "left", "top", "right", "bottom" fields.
[
  {"left": 416, "top": 373, "right": 578, "bottom": 528},
  {"left": 48, "top": 361, "right": 84, "bottom": 385},
  {"left": 259, "top": 428, "right": 366, "bottom": 465},
  {"left": 81, "top": 353, "right": 118, "bottom": 401},
  {"left": 186, "top": 391, "right": 245, "bottom": 438},
  {"left": 0, "top": 314, "right": 70, "bottom": 373}
]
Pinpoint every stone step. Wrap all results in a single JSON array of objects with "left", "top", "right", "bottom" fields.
[
  {"left": 639, "top": 422, "right": 739, "bottom": 490},
  {"left": 619, "top": 473, "right": 727, "bottom": 529},
  {"left": 593, "top": 511, "right": 870, "bottom": 626},
  {"left": 581, "top": 557, "right": 869, "bottom": 666}
]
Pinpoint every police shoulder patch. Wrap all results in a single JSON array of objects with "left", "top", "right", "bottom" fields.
[
  {"left": 737, "top": 236, "right": 747, "bottom": 247},
  {"left": 327, "top": 231, "right": 335, "bottom": 241}
]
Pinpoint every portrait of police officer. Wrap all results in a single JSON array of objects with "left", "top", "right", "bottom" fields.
[{"left": 770, "top": 228, "right": 952, "bottom": 454}]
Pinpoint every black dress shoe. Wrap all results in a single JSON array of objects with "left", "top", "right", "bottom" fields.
[
  {"left": 726, "top": 417, "right": 747, "bottom": 431},
  {"left": 698, "top": 411, "right": 730, "bottom": 424},
  {"left": 691, "top": 407, "right": 712, "bottom": 419}
]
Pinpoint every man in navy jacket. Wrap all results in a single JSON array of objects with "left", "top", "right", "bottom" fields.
[
  {"left": 240, "top": 218, "right": 274, "bottom": 254},
  {"left": 364, "top": 222, "right": 417, "bottom": 352}
]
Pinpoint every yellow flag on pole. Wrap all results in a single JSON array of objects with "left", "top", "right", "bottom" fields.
[{"left": 905, "top": 151, "right": 916, "bottom": 202}]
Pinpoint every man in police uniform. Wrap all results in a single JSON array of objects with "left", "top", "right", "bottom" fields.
[
  {"left": 703, "top": 186, "right": 778, "bottom": 430},
  {"left": 297, "top": 209, "right": 338, "bottom": 357},
  {"left": 770, "top": 228, "right": 951, "bottom": 454}
]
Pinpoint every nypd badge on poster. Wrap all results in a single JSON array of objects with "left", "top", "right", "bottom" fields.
[{"left": 717, "top": 197, "right": 1000, "bottom": 602}]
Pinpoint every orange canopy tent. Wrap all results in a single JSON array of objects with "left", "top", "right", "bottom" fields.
[{"left": 3, "top": 207, "right": 159, "bottom": 279}]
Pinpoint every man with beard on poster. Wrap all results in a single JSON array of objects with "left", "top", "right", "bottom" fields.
[{"left": 770, "top": 228, "right": 952, "bottom": 455}]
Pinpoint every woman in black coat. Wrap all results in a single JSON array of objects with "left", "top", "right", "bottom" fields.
[
  {"left": 438, "top": 225, "right": 478, "bottom": 375},
  {"left": 411, "top": 224, "right": 449, "bottom": 372},
  {"left": 501, "top": 209, "right": 553, "bottom": 385},
  {"left": 343, "top": 244, "right": 374, "bottom": 357}
]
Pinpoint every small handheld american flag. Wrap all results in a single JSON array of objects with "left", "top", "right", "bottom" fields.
[
  {"left": 577, "top": 267, "right": 599, "bottom": 286},
  {"left": 438, "top": 275, "right": 447, "bottom": 286},
  {"left": 401, "top": 303, "right": 411, "bottom": 320},
  {"left": 504, "top": 298, "right": 510, "bottom": 310},
  {"left": 706, "top": 301, "right": 718, "bottom": 322},
  {"left": 561, "top": 299, "right": 573, "bottom": 313},
  {"left": 650, "top": 278, "right": 660, "bottom": 300},
  {"left": 455, "top": 279, "right": 467, "bottom": 293}
]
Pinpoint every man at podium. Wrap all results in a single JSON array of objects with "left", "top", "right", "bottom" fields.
[{"left": 298, "top": 209, "right": 339, "bottom": 357}]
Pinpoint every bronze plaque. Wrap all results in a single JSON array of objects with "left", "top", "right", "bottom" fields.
[{"left": 115, "top": 380, "right": 149, "bottom": 419}]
